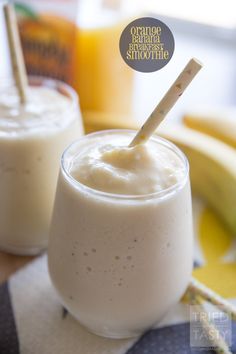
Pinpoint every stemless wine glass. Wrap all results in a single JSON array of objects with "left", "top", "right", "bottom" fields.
[
  {"left": 48, "top": 130, "right": 193, "bottom": 339},
  {"left": 0, "top": 77, "right": 83, "bottom": 255}
]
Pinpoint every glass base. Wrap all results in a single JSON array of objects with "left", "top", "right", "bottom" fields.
[
  {"left": 0, "top": 242, "right": 46, "bottom": 256},
  {"left": 83, "top": 326, "right": 142, "bottom": 339},
  {"left": 69, "top": 312, "right": 149, "bottom": 339},
  {"left": 49, "top": 270, "right": 158, "bottom": 340}
]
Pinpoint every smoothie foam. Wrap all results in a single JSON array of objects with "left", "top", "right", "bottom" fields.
[{"left": 70, "top": 138, "right": 185, "bottom": 195}]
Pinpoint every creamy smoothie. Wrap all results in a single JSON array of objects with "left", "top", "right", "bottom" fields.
[
  {"left": 0, "top": 78, "right": 83, "bottom": 255},
  {"left": 48, "top": 130, "right": 193, "bottom": 338}
]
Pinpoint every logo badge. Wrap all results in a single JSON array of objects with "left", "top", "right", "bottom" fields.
[{"left": 119, "top": 17, "right": 175, "bottom": 73}]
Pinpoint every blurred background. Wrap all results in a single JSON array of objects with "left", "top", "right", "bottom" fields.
[{"left": 0, "top": 0, "right": 236, "bottom": 124}]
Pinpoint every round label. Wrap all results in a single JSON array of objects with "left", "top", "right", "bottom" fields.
[{"left": 119, "top": 17, "right": 175, "bottom": 73}]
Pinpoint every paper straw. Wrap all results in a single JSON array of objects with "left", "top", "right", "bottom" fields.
[
  {"left": 189, "top": 277, "right": 236, "bottom": 321},
  {"left": 129, "top": 58, "right": 203, "bottom": 147},
  {"left": 3, "top": 3, "right": 27, "bottom": 104},
  {"left": 190, "top": 296, "right": 232, "bottom": 354}
]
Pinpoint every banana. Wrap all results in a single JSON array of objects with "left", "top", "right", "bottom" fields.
[
  {"left": 158, "top": 124, "right": 236, "bottom": 234},
  {"left": 183, "top": 111, "right": 236, "bottom": 148},
  {"left": 83, "top": 110, "right": 138, "bottom": 133},
  {"left": 83, "top": 111, "right": 236, "bottom": 234}
]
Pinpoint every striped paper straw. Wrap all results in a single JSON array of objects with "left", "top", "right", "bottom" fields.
[
  {"left": 190, "top": 295, "right": 232, "bottom": 354},
  {"left": 189, "top": 277, "right": 236, "bottom": 321}
]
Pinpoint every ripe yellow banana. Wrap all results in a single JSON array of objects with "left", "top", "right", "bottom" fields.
[
  {"left": 158, "top": 124, "right": 236, "bottom": 234},
  {"left": 183, "top": 111, "right": 236, "bottom": 148},
  {"left": 83, "top": 111, "right": 138, "bottom": 133},
  {"left": 83, "top": 111, "right": 236, "bottom": 234}
]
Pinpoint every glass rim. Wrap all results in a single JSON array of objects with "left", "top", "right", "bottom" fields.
[
  {"left": 61, "top": 129, "right": 189, "bottom": 202},
  {"left": 0, "top": 75, "right": 79, "bottom": 107},
  {"left": 0, "top": 75, "right": 79, "bottom": 138},
  {"left": 28, "top": 75, "right": 79, "bottom": 109}
]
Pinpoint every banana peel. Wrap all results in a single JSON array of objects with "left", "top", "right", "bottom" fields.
[
  {"left": 158, "top": 124, "right": 236, "bottom": 235},
  {"left": 183, "top": 111, "right": 236, "bottom": 148},
  {"left": 83, "top": 111, "right": 236, "bottom": 234}
]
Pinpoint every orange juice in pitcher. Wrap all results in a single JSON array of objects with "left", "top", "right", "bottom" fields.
[{"left": 74, "top": 0, "right": 136, "bottom": 120}]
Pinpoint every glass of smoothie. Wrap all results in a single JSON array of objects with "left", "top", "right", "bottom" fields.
[
  {"left": 48, "top": 129, "right": 193, "bottom": 338},
  {"left": 0, "top": 77, "right": 83, "bottom": 255}
]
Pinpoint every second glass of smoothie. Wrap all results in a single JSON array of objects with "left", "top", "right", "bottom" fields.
[
  {"left": 48, "top": 130, "right": 193, "bottom": 338},
  {"left": 0, "top": 77, "right": 83, "bottom": 255}
]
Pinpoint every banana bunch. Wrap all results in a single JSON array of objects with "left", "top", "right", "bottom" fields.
[{"left": 83, "top": 110, "right": 236, "bottom": 234}]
